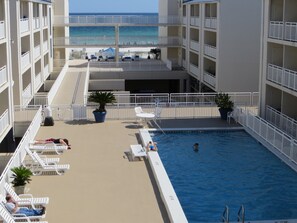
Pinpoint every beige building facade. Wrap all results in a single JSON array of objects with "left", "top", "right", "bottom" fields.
[{"left": 160, "top": 0, "right": 262, "bottom": 93}]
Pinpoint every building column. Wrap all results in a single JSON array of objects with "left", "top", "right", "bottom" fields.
[{"left": 115, "top": 25, "right": 119, "bottom": 62}]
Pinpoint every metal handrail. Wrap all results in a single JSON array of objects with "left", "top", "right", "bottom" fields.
[
  {"left": 237, "top": 205, "right": 245, "bottom": 223},
  {"left": 222, "top": 205, "right": 229, "bottom": 223}
]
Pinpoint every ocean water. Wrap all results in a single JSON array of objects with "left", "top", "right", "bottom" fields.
[{"left": 69, "top": 13, "right": 159, "bottom": 44}]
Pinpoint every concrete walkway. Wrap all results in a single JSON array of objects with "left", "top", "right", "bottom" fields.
[{"left": 29, "top": 120, "right": 169, "bottom": 223}]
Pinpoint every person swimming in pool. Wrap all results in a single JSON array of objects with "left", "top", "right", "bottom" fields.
[
  {"left": 193, "top": 143, "right": 199, "bottom": 152},
  {"left": 146, "top": 141, "right": 158, "bottom": 152}
]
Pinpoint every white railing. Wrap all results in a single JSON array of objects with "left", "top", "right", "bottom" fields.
[
  {"left": 285, "top": 22, "right": 297, "bottom": 42},
  {"left": 43, "top": 40, "right": 48, "bottom": 52},
  {"left": 204, "top": 17, "right": 217, "bottom": 29},
  {"left": 33, "top": 17, "right": 40, "bottom": 30},
  {"left": 54, "top": 15, "right": 182, "bottom": 26},
  {"left": 189, "top": 64, "right": 199, "bottom": 76},
  {"left": 21, "top": 51, "right": 30, "bottom": 72},
  {"left": 190, "top": 40, "right": 199, "bottom": 52},
  {"left": 44, "top": 64, "right": 49, "bottom": 79},
  {"left": 0, "top": 109, "right": 9, "bottom": 138},
  {"left": 34, "top": 45, "right": 41, "bottom": 60},
  {"left": 0, "top": 66, "right": 7, "bottom": 87},
  {"left": 34, "top": 72, "right": 42, "bottom": 90},
  {"left": 267, "top": 64, "right": 297, "bottom": 92},
  {"left": 234, "top": 107, "right": 297, "bottom": 166},
  {"left": 203, "top": 71, "right": 216, "bottom": 88},
  {"left": 20, "top": 18, "right": 29, "bottom": 33},
  {"left": 42, "top": 16, "right": 48, "bottom": 27},
  {"left": 47, "top": 61, "right": 69, "bottom": 105},
  {"left": 0, "top": 107, "right": 42, "bottom": 194},
  {"left": 269, "top": 21, "right": 284, "bottom": 40},
  {"left": 83, "top": 62, "right": 90, "bottom": 105},
  {"left": 266, "top": 106, "right": 297, "bottom": 140},
  {"left": 183, "top": 16, "right": 187, "bottom": 25},
  {"left": 190, "top": 16, "right": 200, "bottom": 26},
  {"left": 204, "top": 44, "right": 217, "bottom": 58},
  {"left": 0, "top": 21, "right": 5, "bottom": 39},
  {"left": 22, "top": 84, "right": 32, "bottom": 106}
]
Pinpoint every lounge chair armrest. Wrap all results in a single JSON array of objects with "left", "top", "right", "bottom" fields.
[{"left": 18, "top": 194, "right": 34, "bottom": 199}]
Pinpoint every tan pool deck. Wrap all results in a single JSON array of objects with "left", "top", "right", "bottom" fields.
[{"left": 25, "top": 118, "right": 240, "bottom": 223}]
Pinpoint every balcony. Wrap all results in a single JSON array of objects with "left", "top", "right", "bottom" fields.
[
  {"left": 43, "top": 16, "right": 48, "bottom": 27},
  {"left": 285, "top": 22, "right": 297, "bottom": 42},
  {"left": 0, "top": 21, "right": 5, "bottom": 39},
  {"left": 33, "top": 17, "right": 40, "bottom": 30},
  {"left": 190, "top": 17, "right": 200, "bottom": 27},
  {"left": 20, "top": 18, "right": 29, "bottom": 33},
  {"left": 34, "top": 45, "right": 41, "bottom": 60},
  {"left": 190, "top": 40, "right": 199, "bottom": 52},
  {"left": 204, "top": 17, "right": 217, "bottom": 29},
  {"left": 0, "top": 66, "right": 7, "bottom": 87},
  {"left": 21, "top": 51, "right": 30, "bottom": 72},
  {"left": 43, "top": 40, "right": 48, "bottom": 52},
  {"left": 0, "top": 109, "right": 9, "bottom": 138},
  {"left": 203, "top": 71, "right": 216, "bottom": 88},
  {"left": 35, "top": 72, "right": 42, "bottom": 90},
  {"left": 204, "top": 44, "right": 217, "bottom": 59},
  {"left": 189, "top": 64, "right": 199, "bottom": 77},
  {"left": 267, "top": 63, "right": 297, "bottom": 92}
]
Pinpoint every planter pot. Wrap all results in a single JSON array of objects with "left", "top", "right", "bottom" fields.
[
  {"left": 219, "top": 108, "right": 233, "bottom": 120},
  {"left": 14, "top": 185, "right": 25, "bottom": 195},
  {"left": 93, "top": 111, "right": 106, "bottom": 123}
]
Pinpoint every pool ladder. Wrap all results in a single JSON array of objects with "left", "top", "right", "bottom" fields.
[{"left": 221, "top": 205, "right": 245, "bottom": 223}]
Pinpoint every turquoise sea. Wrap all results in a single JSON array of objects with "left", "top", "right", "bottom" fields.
[{"left": 69, "top": 13, "right": 159, "bottom": 44}]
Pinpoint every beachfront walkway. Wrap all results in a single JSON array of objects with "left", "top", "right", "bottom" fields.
[{"left": 28, "top": 120, "right": 168, "bottom": 223}]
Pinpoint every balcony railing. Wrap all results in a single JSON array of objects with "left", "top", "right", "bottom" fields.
[
  {"left": 182, "top": 59, "right": 186, "bottom": 68},
  {"left": 182, "top": 38, "right": 187, "bottom": 46},
  {"left": 190, "top": 40, "right": 199, "bottom": 52},
  {"left": 266, "top": 105, "right": 297, "bottom": 140},
  {"left": 33, "top": 17, "right": 40, "bottom": 30},
  {"left": 20, "top": 18, "right": 29, "bottom": 33},
  {"left": 269, "top": 21, "right": 284, "bottom": 40},
  {"left": 0, "top": 21, "right": 5, "bottom": 39},
  {"left": 183, "top": 16, "right": 187, "bottom": 25},
  {"left": 34, "top": 72, "right": 42, "bottom": 90},
  {"left": 21, "top": 51, "right": 30, "bottom": 72},
  {"left": 204, "top": 44, "right": 217, "bottom": 58},
  {"left": 54, "top": 36, "right": 182, "bottom": 47},
  {"left": 22, "top": 84, "right": 32, "bottom": 105},
  {"left": 285, "top": 22, "right": 297, "bottom": 42},
  {"left": 44, "top": 64, "right": 49, "bottom": 80},
  {"left": 203, "top": 71, "right": 216, "bottom": 88},
  {"left": 189, "top": 64, "right": 199, "bottom": 76},
  {"left": 43, "top": 16, "right": 48, "bottom": 27},
  {"left": 190, "top": 17, "right": 200, "bottom": 26},
  {"left": 204, "top": 17, "right": 217, "bottom": 29},
  {"left": 54, "top": 15, "right": 182, "bottom": 26},
  {"left": 43, "top": 40, "right": 48, "bottom": 52},
  {"left": 34, "top": 45, "right": 41, "bottom": 59},
  {"left": 0, "top": 66, "right": 7, "bottom": 87},
  {"left": 267, "top": 63, "right": 297, "bottom": 92},
  {"left": 0, "top": 109, "right": 9, "bottom": 138}
]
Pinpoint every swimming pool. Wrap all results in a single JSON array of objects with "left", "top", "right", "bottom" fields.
[{"left": 151, "top": 130, "right": 297, "bottom": 222}]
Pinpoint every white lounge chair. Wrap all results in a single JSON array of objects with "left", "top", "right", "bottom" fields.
[
  {"left": 130, "top": 144, "right": 147, "bottom": 161},
  {"left": 0, "top": 200, "right": 46, "bottom": 223},
  {"left": 29, "top": 142, "right": 68, "bottom": 155},
  {"left": 4, "top": 183, "right": 49, "bottom": 208},
  {"left": 23, "top": 147, "right": 60, "bottom": 168},
  {"left": 29, "top": 152, "right": 70, "bottom": 176}
]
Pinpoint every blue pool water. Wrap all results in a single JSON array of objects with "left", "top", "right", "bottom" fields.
[{"left": 151, "top": 131, "right": 297, "bottom": 222}]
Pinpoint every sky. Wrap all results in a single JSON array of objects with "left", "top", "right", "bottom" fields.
[{"left": 69, "top": 0, "right": 158, "bottom": 13}]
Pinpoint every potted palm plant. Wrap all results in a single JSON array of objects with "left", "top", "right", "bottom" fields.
[
  {"left": 215, "top": 93, "right": 234, "bottom": 120},
  {"left": 88, "top": 91, "right": 116, "bottom": 123},
  {"left": 11, "top": 166, "right": 32, "bottom": 194}
]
